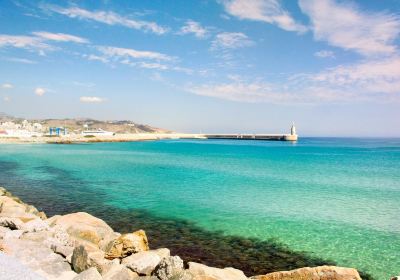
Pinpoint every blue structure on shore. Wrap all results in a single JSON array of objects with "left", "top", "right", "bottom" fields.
[{"left": 49, "top": 127, "right": 67, "bottom": 136}]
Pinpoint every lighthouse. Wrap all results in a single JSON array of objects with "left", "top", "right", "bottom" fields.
[{"left": 291, "top": 123, "right": 296, "bottom": 136}]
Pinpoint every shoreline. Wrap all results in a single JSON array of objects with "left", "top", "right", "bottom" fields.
[
  {"left": 0, "top": 133, "right": 207, "bottom": 144},
  {"left": 0, "top": 186, "right": 365, "bottom": 280}
]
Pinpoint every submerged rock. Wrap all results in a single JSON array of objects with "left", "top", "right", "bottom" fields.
[
  {"left": 250, "top": 266, "right": 362, "bottom": 280},
  {"left": 105, "top": 229, "right": 149, "bottom": 259},
  {"left": 188, "top": 262, "right": 248, "bottom": 280}
]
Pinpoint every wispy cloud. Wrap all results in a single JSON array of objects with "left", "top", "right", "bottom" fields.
[
  {"left": 309, "top": 56, "right": 400, "bottom": 94},
  {"left": 0, "top": 35, "right": 52, "bottom": 52},
  {"left": 211, "top": 32, "right": 254, "bottom": 50},
  {"left": 32, "top": 31, "right": 89, "bottom": 44},
  {"left": 97, "top": 46, "right": 173, "bottom": 61},
  {"left": 34, "top": 87, "right": 46, "bottom": 96},
  {"left": 299, "top": 0, "right": 400, "bottom": 56},
  {"left": 0, "top": 31, "right": 89, "bottom": 55},
  {"left": 314, "top": 50, "right": 335, "bottom": 58},
  {"left": 4, "top": 57, "right": 37, "bottom": 64},
  {"left": 46, "top": 5, "right": 168, "bottom": 35},
  {"left": 80, "top": 96, "right": 106, "bottom": 103},
  {"left": 2, "top": 83, "right": 13, "bottom": 89},
  {"left": 222, "top": 0, "right": 307, "bottom": 34},
  {"left": 179, "top": 20, "right": 208, "bottom": 38},
  {"left": 187, "top": 56, "right": 400, "bottom": 104}
]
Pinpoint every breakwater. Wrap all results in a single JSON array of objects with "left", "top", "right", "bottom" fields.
[{"left": 0, "top": 187, "right": 365, "bottom": 280}]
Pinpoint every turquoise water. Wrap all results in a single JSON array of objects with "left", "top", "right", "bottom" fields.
[{"left": 0, "top": 138, "right": 399, "bottom": 279}]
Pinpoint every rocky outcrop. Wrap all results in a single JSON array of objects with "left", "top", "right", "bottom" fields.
[
  {"left": 250, "top": 266, "right": 362, "bottom": 280},
  {"left": 46, "top": 212, "right": 119, "bottom": 250},
  {"left": 105, "top": 230, "right": 149, "bottom": 259},
  {"left": 0, "top": 187, "right": 366, "bottom": 280}
]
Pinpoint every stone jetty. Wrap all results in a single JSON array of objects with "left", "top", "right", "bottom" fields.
[{"left": 0, "top": 187, "right": 363, "bottom": 280}]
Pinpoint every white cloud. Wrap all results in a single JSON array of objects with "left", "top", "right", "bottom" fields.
[
  {"left": 299, "top": 0, "right": 400, "bottom": 56},
  {"left": 211, "top": 32, "right": 254, "bottom": 50},
  {"left": 85, "top": 54, "right": 110, "bottom": 64},
  {"left": 180, "top": 20, "right": 208, "bottom": 38},
  {"left": 35, "top": 87, "right": 46, "bottom": 96},
  {"left": 187, "top": 56, "right": 400, "bottom": 104},
  {"left": 138, "top": 62, "right": 169, "bottom": 70},
  {"left": 32, "top": 31, "right": 89, "bottom": 43},
  {"left": 314, "top": 50, "right": 335, "bottom": 58},
  {"left": 5, "top": 57, "right": 37, "bottom": 64},
  {"left": 97, "top": 46, "right": 173, "bottom": 61},
  {"left": 0, "top": 35, "right": 52, "bottom": 51},
  {"left": 80, "top": 96, "right": 106, "bottom": 103},
  {"left": 223, "top": 0, "right": 307, "bottom": 33},
  {"left": 2, "top": 83, "right": 13, "bottom": 89},
  {"left": 47, "top": 6, "right": 168, "bottom": 35},
  {"left": 309, "top": 56, "right": 400, "bottom": 94}
]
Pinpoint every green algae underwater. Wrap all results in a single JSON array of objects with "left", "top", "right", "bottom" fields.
[{"left": 0, "top": 138, "right": 399, "bottom": 279}]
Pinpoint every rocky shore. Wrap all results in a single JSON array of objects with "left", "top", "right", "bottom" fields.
[{"left": 0, "top": 187, "right": 363, "bottom": 280}]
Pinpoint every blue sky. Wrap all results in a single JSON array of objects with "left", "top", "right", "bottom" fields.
[{"left": 0, "top": 0, "right": 399, "bottom": 136}]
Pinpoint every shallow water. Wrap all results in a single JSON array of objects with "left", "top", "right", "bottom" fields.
[{"left": 0, "top": 138, "right": 399, "bottom": 279}]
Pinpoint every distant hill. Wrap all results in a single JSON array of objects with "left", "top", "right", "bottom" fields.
[{"left": 0, "top": 114, "right": 171, "bottom": 134}]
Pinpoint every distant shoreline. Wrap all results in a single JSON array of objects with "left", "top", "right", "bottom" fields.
[{"left": 0, "top": 133, "right": 207, "bottom": 144}]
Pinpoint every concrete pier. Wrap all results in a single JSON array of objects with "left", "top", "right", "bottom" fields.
[
  {"left": 204, "top": 124, "right": 298, "bottom": 142},
  {"left": 204, "top": 133, "right": 297, "bottom": 141}
]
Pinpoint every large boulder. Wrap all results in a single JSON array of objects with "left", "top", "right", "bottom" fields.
[
  {"left": 153, "top": 256, "right": 184, "bottom": 280},
  {"left": 0, "top": 238, "right": 77, "bottom": 279},
  {"left": 121, "top": 249, "right": 169, "bottom": 276},
  {"left": 250, "top": 266, "right": 362, "bottom": 280},
  {"left": 188, "top": 262, "right": 248, "bottom": 280},
  {"left": 47, "top": 212, "right": 119, "bottom": 249},
  {"left": 0, "top": 217, "right": 24, "bottom": 230},
  {"left": 0, "top": 196, "right": 38, "bottom": 222},
  {"left": 22, "top": 218, "right": 49, "bottom": 232},
  {"left": 102, "top": 263, "right": 139, "bottom": 280},
  {"left": 71, "top": 245, "right": 107, "bottom": 273},
  {"left": 73, "top": 267, "right": 103, "bottom": 280},
  {"left": 105, "top": 229, "right": 149, "bottom": 259}
]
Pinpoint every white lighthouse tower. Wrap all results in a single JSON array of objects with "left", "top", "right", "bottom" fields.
[
  {"left": 291, "top": 122, "right": 296, "bottom": 135},
  {"left": 284, "top": 122, "right": 298, "bottom": 141}
]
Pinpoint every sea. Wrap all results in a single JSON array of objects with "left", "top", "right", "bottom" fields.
[{"left": 0, "top": 138, "right": 399, "bottom": 280}]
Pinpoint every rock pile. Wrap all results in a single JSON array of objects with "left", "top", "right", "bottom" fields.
[{"left": 0, "top": 187, "right": 363, "bottom": 280}]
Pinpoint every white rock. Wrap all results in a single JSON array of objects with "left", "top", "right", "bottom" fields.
[
  {"left": 188, "top": 262, "right": 248, "bottom": 280},
  {"left": 102, "top": 263, "right": 138, "bottom": 280},
  {"left": 153, "top": 256, "right": 184, "bottom": 280},
  {"left": 0, "top": 217, "right": 24, "bottom": 230},
  {"left": 72, "top": 267, "right": 102, "bottom": 280},
  {"left": 48, "top": 212, "right": 117, "bottom": 249},
  {"left": 0, "top": 226, "right": 11, "bottom": 239},
  {"left": 0, "top": 238, "right": 77, "bottom": 280},
  {"left": 121, "top": 251, "right": 163, "bottom": 276},
  {"left": 3, "top": 229, "right": 24, "bottom": 240},
  {"left": 23, "top": 218, "right": 49, "bottom": 232}
]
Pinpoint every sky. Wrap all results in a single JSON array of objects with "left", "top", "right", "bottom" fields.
[{"left": 0, "top": 0, "right": 399, "bottom": 136}]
